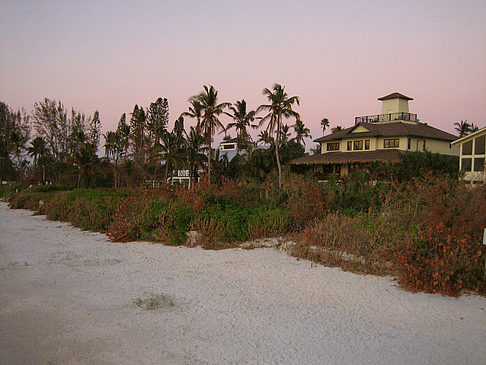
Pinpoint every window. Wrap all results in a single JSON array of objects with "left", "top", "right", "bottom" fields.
[
  {"left": 384, "top": 138, "right": 399, "bottom": 148},
  {"left": 353, "top": 140, "right": 363, "bottom": 150},
  {"left": 462, "top": 140, "right": 472, "bottom": 155},
  {"left": 223, "top": 144, "right": 235, "bottom": 150},
  {"left": 347, "top": 141, "right": 352, "bottom": 151},
  {"left": 423, "top": 140, "right": 426, "bottom": 151},
  {"left": 365, "top": 140, "right": 370, "bottom": 150},
  {"left": 407, "top": 138, "right": 411, "bottom": 149},
  {"left": 327, "top": 142, "right": 340, "bottom": 151},
  {"left": 474, "top": 158, "right": 485, "bottom": 172},
  {"left": 475, "top": 135, "right": 485, "bottom": 155},
  {"left": 461, "top": 158, "right": 472, "bottom": 171}
]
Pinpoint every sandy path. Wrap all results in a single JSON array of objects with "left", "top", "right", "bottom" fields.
[{"left": 0, "top": 202, "right": 485, "bottom": 365}]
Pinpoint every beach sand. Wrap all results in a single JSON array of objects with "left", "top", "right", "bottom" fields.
[{"left": 1, "top": 202, "right": 485, "bottom": 364}]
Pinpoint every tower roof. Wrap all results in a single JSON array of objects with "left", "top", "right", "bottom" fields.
[{"left": 378, "top": 92, "right": 413, "bottom": 101}]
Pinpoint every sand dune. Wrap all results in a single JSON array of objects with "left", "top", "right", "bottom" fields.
[{"left": 1, "top": 202, "right": 485, "bottom": 364}]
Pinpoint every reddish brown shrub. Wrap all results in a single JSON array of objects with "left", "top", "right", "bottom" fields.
[
  {"left": 285, "top": 175, "right": 331, "bottom": 230},
  {"left": 395, "top": 179, "right": 486, "bottom": 296}
]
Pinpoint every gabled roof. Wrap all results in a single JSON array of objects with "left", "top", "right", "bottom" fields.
[
  {"left": 378, "top": 92, "right": 413, "bottom": 101},
  {"left": 314, "top": 122, "right": 457, "bottom": 143},
  {"left": 450, "top": 127, "right": 486, "bottom": 145},
  {"left": 292, "top": 149, "right": 404, "bottom": 165},
  {"left": 221, "top": 138, "right": 238, "bottom": 144}
]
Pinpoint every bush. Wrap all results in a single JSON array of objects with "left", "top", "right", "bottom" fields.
[
  {"left": 46, "top": 189, "right": 129, "bottom": 231},
  {"left": 285, "top": 175, "right": 330, "bottom": 230},
  {"left": 291, "top": 212, "right": 398, "bottom": 274},
  {"left": 0, "top": 183, "right": 29, "bottom": 198},
  {"left": 394, "top": 178, "right": 486, "bottom": 296}
]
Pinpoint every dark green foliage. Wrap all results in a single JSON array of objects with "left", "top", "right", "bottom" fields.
[
  {"left": 393, "top": 151, "right": 459, "bottom": 181},
  {"left": 0, "top": 183, "right": 29, "bottom": 198}
]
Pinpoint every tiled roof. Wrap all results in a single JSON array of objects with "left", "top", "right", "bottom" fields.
[
  {"left": 291, "top": 149, "right": 404, "bottom": 165},
  {"left": 378, "top": 92, "right": 413, "bottom": 101},
  {"left": 314, "top": 122, "right": 457, "bottom": 143},
  {"left": 221, "top": 138, "right": 238, "bottom": 144}
]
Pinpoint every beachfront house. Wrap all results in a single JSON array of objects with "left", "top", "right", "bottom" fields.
[
  {"left": 450, "top": 127, "right": 486, "bottom": 184},
  {"left": 219, "top": 138, "right": 239, "bottom": 162},
  {"left": 292, "top": 92, "right": 459, "bottom": 179}
]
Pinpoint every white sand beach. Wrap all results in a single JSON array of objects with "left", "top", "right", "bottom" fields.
[{"left": 1, "top": 202, "right": 485, "bottom": 364}]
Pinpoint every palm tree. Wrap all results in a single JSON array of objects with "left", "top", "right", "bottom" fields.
[
  {"left": 225, "top": 100, "right": 257, "bottom": 150},
  {"left": 256, "top": 83, "right": 300, "bottom": 189},
  {"left": 470, "top": 123, "right": 479, "bottom": 133},
  {"left": 320, "top": 118, "right": 329, "bottom": 135},
  {"left": 293, "top": 119, "right": 311, "bottom": 145},
  {"left": 74, "top": 142, "right": 98, "bottom": 188},
  {"left": 104, "top": 130, "right": 125, "bottom": 187},
  {"left": 28, "top": 136, "right": 48, "bottom": 167},
  {"left": 258, "top": 130, "right": 274, "bottom": 145},
  {"left": 185, "top": 125, "right": 206, "bottom": 189},
  {"left": 189, "top": 85, "right": 230, "bottom": 183},
  {"left": 160, "top": 131, "right": 181, "bottom": 184},
  {"left": 454, "top": 120, "right": 471, "bottom": 137},
  {"left": 181, "top": 99, "right": 203, "bottom": 125},
  {"left": 280, "top": 124, "right": 291, "bottom": 144}
]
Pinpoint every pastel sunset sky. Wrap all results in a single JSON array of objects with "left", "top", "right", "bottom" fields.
[{"left": 1, "top": 1, "right": 485, "bottom": 146}]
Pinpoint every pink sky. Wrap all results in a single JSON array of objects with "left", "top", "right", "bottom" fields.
[{"left": 1, "top": 1, "right": 485, "bottom": 147}]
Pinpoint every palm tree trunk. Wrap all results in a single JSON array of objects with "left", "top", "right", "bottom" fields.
[
  {"left": 164, "top": 162, "right": 169, "bottom": 185},
  {"left": 189, "top": 162, "right": 193, "bottom": 190},
  {"left": 276, "top": 113, "right": 282, "bottom": 189},
  {"left": 207, "top": 136, "right": 211, "bottom": 184}
]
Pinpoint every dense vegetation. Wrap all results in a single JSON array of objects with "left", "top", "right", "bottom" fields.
[
  {"left": 1, "top": 84, "right": 309, "bottom": 188},
  {"left": 3, "top": 170, "right": 485, "bottom": 297},
  {"left": 2, "top": 84, "right": 485, "bottom": 297}
]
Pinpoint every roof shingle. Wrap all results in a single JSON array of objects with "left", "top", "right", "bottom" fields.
[{"left": 314, "top": 122, "right": 457, "bottom": 143}]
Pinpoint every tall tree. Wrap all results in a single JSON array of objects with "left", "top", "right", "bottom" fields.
[
  {"left": 160, "top": 126, "right": 185, "bottom": 184},
  {"left": 32, "top": 98, "right": 68, "bottom": 162},
  {"left": 181, "top": 99, "right": 203, "bottom": 125},
  {"left": 320, "top": 117, "right": 330, "bottom": 135},
  {"left": 147, "top": 97, "right": 169, "bottom": 146},
  {"left": 293, "top": 119, "right": 311, "bottom": 145},
  {"left": 104, "top": 131, "right": 123, "bottom": 187},
  {"left": 454, "top": 120, "right": 471, "bottom": 137},
  {"left": 188, "top": 85, "right": 230, "bottom": 183},
  {"left": 116, "top": 113, "right": 130, "bottom": 161},
  {"left": 146, "top": 98, "right": 169, "bottom": 182},
  {"left": 258, "top": 130, "right": 274, "bottom": 145},
  {"left": 184, "top": 125, "right": 206, "bottom": 189},
  {"left": 225, "top": 99, "right": 257, "bottom": 150},
  {"left": 256, "top": 83, "right": 301, "bottom": 189},
  {"left": 0, "top": 102, "right": 30, "bottom": 180},
  {"left": 129, "top": 104, "right": 148, "bottom": 176},
  {"left": 28, "top": 136, "right": 49, "bottom": 167}
]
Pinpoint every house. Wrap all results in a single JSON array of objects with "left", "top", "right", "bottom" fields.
[
  {"left": 292, "top": 92, "right": 459, "bottom": 179},
  {"left": 218, "top": 137, "right": 268, "bottom": 162},
  {"left": 450, "top": 127, "right": 486, "bottom": 183},
  {"left": 219, "top": 138, "right": 239, "bottom": 162}
]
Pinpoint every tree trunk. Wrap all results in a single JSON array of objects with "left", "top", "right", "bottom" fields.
[
  {"left": 164, "top": 162, "right": 169, "bottom": 185},
  {"left": 207, "top": 137, "right": 212, "bottom": 184},
  {"left": 276, "top": 113, "right": 282, "bottom": 189}
]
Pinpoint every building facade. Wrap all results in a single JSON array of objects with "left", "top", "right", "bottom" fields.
[
  {"left": 451, "top": 127, "right": 486, "bottom": 183},
  {"left": 292, "top": 92, "right": 459, "bottom": 178}
]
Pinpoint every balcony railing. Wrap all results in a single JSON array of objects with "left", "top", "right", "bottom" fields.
[{"left": 355, "top": 112, "right": 418, "bottom": 124}]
